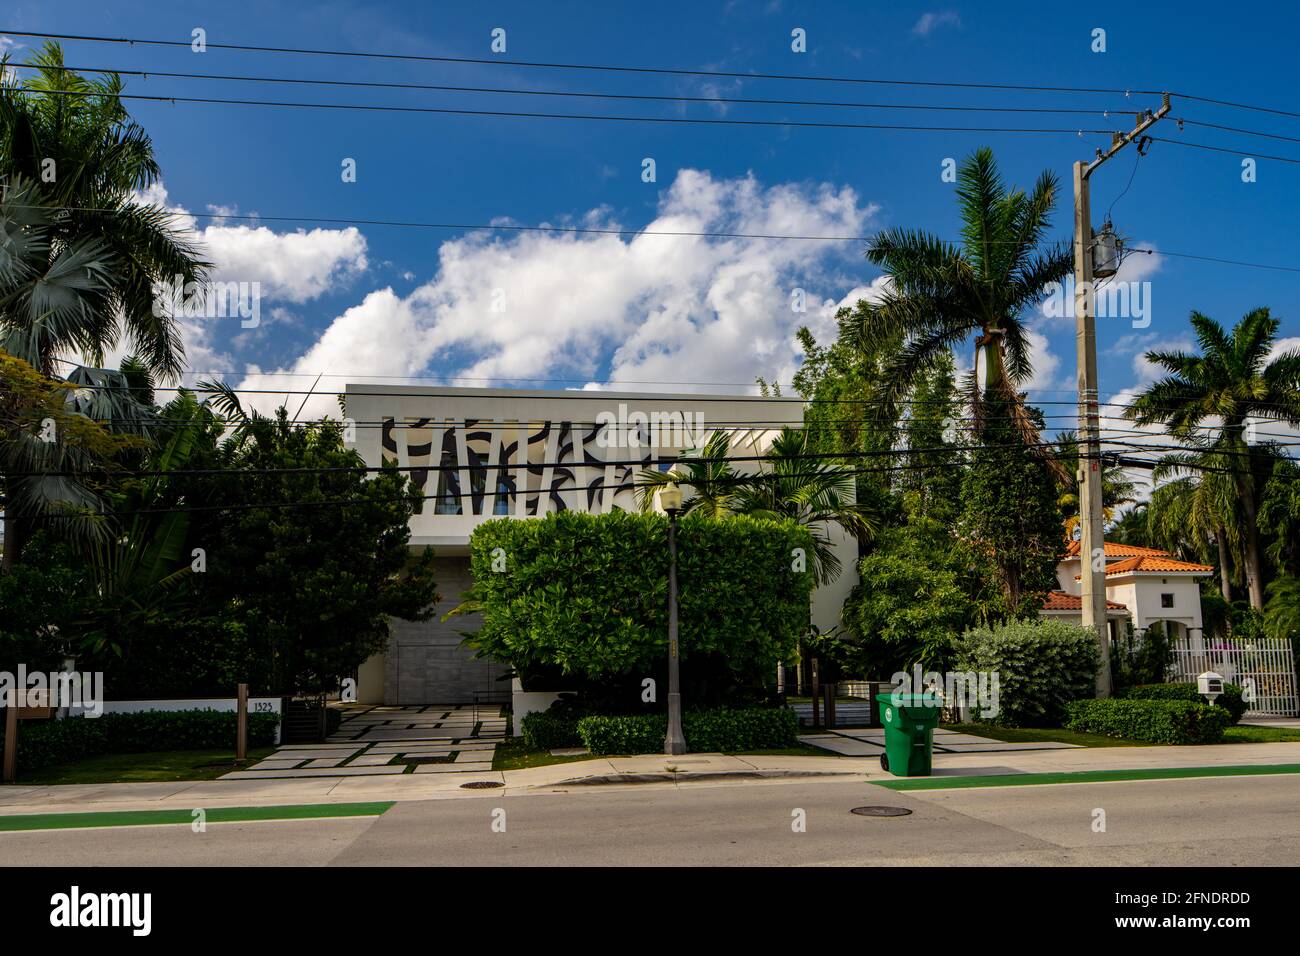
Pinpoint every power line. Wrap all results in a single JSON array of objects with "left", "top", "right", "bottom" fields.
[
  {"left": 0, "top": 29, "right": 1160, "bottom": 95},
  {"left": 18, "top": 450, "right": 1300, "bottom": 523},
  {"left": 4, "top": 62, "right": 1145, "bottom": 117},
  {"left": 13, "top": 86, "right": 1125, "bottom": 136},
  {"left": 54, "top": 381, "right": 1300, "bottom": 417},
  {"left": 1173, "top": 91, "right": 1300, "bottom": 122},
  {"left": 19, "top": 202, "right": 1300, "bottom": 273},
  {"left": 1150, "top": 135, "right": 1300, "bottom": 166},
  {"left": 1173, "top": 116, "right": 1300, "bottom": 146},
  {"left": 11, "top": 432, "right": 1295, "bottom": 482}
]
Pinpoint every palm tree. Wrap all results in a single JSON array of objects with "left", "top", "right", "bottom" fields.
[
  {"left": 732, "top": 427, "right": 880, "bottom": 584},
  {"left": 634, "top": 430, "right": 739, "bottom": 517},
  {"left": 854, "top": 147, "right": 1072, "bottom": 460},
  {"left": 0, "top": 42, "right": 208, "bottom": 378},
  {"left": 1125, "top": 309, "right": 1300, "bottom": 608},
  {"left": 1, "top": 49, "right": 206, "bottom": 568},
  {"left": 1054, "top": 429, "right": 1140, "bottom": 538},
  {"left": 636, "top": 428, "right": 878, "bottom": 585}
]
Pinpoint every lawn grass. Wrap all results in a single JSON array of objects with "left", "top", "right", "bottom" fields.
[
  {"left": 492, "top": 738, "right": 841, "bottom": 770},
  {"left": 492, "top": 737, "right": 596, "bottom": 771},
  {"left": 940, "top": 723, "right": 1148, "bottom": 747},
  {"left": 9, "top": 748, "right": 279, "bottom": 786},
  {"left": 873, "top": 763, "right": 1300, "bottom": 791},
  {"left": 1222, "top": 725, "right": 1300, "bottom": 743},
  {"left": 0, "top": 802, "right": 393, "bottom": 832}
]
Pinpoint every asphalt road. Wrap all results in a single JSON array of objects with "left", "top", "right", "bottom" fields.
[{"left": 2, "top": 775, "right": 1298, "bottom": 866}]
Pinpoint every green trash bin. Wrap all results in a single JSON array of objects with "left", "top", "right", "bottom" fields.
[{"left": 876, "top": 693, "right": 942, "bottom": 776}]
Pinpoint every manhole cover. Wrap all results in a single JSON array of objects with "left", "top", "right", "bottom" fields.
[
  {"left": 460, "top": 780, "right": 505, "bottom": 789},
  {"left": 850, "top": 806, "right": 912, "bottom": 817}
]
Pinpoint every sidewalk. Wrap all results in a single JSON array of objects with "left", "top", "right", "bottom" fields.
[{"left": 2, "top": 742, "right": 1299, "bottom": 818}]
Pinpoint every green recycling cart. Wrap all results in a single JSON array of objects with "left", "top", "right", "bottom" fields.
[{"left": 875, "top": 693, "right": 942, "bottom": 776}]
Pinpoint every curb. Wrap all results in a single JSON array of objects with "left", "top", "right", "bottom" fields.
[{"left": 537, "top": 768, "right": 864, "bottom": 787}]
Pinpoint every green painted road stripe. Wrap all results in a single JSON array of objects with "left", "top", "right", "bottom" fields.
[
  {"left": 872, "top": 764, "right": 1300, "bottom": 791},
  {"left": 0, "top": 801, "right": 394, "bottom": 832}
]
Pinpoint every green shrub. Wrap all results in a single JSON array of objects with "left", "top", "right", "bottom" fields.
[
  {"left": 0, "top": 709, "right": 281, "bottom": 771},
  {"left": 576, "top": 707, "right": 799, "bottom": 755},
  {"left": 953, "top": 619, "right": 1099, "bottom": 727},
  {"left": 577, "top": 714, "right": 667, "bottom": 756},
  {"left": 1118, "top": 683, "right": 1247, "bottom": 725},
  {"left": 463, "top": 512, "right": 816, "bottom": 687},
  {"left": 1065, "top": 698, "right": 1229, "bottom": 744},
  {"left": 521, "top": 711, "right": 581, "bottom": 750},
  {"left": 684, "top": 707, "right": 799, "bottom": 751}
]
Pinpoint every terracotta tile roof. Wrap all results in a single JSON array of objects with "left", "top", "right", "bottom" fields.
[
  {"left": 1043, "top": 590, "right": 1127, "bottom": 611},
  {"left": 1064, "top": 540, "right": 1172, "bottom": 558},
  {"left": 1099, "top": 555, "right": 1215, "bottom": 575}
]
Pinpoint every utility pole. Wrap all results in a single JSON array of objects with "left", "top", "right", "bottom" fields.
[{"left": 1074, "top": 93, "right": 1171, "bottom": 697}]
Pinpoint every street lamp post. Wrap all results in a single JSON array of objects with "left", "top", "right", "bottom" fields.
[{"left": 660, "top": 483, "right": 687, "bottom": 755}]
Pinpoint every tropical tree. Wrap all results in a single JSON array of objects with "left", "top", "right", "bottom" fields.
[
  {"left": 634, "top": 430, "right": 739, "bottom": 517},
  {"left": 854, "top": 147, "right": 1072, "bottom": 462},
  {"left": 732, "top": 427, "right": 880, "bottom": 584},
  {"left": 1054, "top": 429, "right": 1140, "bottom": 538},
  {"left": 637, "top": 427, "right": 878, "bottom": 584},
  {"left": 958, "top": 393, "right": 1065, "bottom": 616},
  {"left": 1145, "top": 437, "right": 1246, "bottom": 601},
  {"left": 0, "top": 43, "right": 207, "bottom": 378},
  {"left": 1, "top": 49, "right": 207, "bottom": 567},
  {"left": 1125, "top": 308, "right": 1300, "bottom": 608}
]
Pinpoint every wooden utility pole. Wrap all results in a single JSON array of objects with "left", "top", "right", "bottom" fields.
[
  {"left": 2, "top": 703, "right": 16, "bottom": 784},
  {"left": 236, "top": 683, "right": 249, "bottom": 764},
  {"left": 1074, "top": 93, "right": 1171, "bottom": 697}
]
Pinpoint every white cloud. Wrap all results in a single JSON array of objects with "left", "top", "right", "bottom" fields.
[
  {"left": 136, "top": 183, "right": 368, "bottom": 304},
  {"left": 912, "top": 11, "right": 962, "bottom": 36},
  {"left": 237, "top": 169, "right": 879, "bottom": 418},
  {"left": 110, "top": 183, "right": 368, "bottom": 380}
]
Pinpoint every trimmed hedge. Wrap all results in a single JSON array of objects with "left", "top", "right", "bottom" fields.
[
  {"left": 577, "top": 714, "right": 667, "bottom": 756},
  {"left": 464, "top": 511, "right": 816, "bottom": 683},
  {"left": 1064, "top": 698, "right": 1230, "bottom": 744},
  {"left": 0, "top": 709, "right": 281, "bottom": 771},
  {"left": 576, "top": 706, "right": 799, "bottom": 756},
  {"left": 1118, "top": 683, "right": 1247, "bottom": 725},
  {"left": 520, "top": 711, "right": 581, "bottom": 750},
  {"left": 953, "top": 619, "right": 1099, "bottom": 727}
]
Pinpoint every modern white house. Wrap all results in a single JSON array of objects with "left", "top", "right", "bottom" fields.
[
  {"left": 345, "top": 385, "right": 859, "bottom": 706},
  {"left": 1042, "top": 541, "right": 1214, "bottom": 648}
]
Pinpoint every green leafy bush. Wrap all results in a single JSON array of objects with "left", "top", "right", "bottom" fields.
[
  {"left": 1118, "top": 683, "right": 1247, "bottom": 725},
  {"left": 521, "top": 711, "right": 581, "bottom": 750},
  {"left": 576, "top": 707, "right": 799, "bottom": 755},
  {"left": 953, "top": 619, "right": 1099, "bottom": 727},
  {"left": 1, "top": 710, "right": 281, "bottom": 771},
  {"left": 577, "top": 714, "right": 667, "bottom": 756},
  {"left": 464, "top": 511, "right": 815, "bottom": 686},
  {"left": 1065, "top": 698, "right": 1230, "bottom": 744},
  {"left": 685, "top": 707, "right": 799, "bottom": 752}
]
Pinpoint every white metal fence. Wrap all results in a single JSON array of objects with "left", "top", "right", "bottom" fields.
[{"left": 1170, "top": 640, "right": 1300, "bottom": 717}]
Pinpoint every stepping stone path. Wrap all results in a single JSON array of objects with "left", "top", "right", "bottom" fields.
[
  {"left": 798, "top": 727, "right": 1083, "bottom": 756},
  {"left": 221, "top": 704, "right": 506, "bottom": 780}
]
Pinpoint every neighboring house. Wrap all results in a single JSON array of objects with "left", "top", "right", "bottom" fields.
[
  {"left": 345, "top": 385, "right": 859, "bottom": 705},
  {"left": 1042, "top": 541, "right": 1214, "bottom": 648}
]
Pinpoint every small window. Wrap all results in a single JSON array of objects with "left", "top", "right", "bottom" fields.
[{"left": 1160, "top": 593, "right": 1175, "bottom": 608}]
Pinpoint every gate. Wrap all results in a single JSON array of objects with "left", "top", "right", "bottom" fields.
[{"left": 1170, "top": 639, "right": 1299, "bottom": 717}]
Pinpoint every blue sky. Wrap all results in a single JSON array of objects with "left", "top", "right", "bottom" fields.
[{"left": 3, "top": 1, "right": 1297, "bottom": 422}]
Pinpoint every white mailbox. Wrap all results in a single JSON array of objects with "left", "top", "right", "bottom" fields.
[{"left": 1197, "top": 671, "right": 1224, "bottom": 703}]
